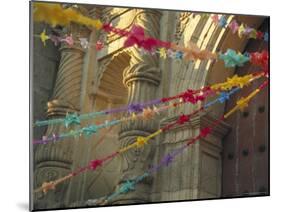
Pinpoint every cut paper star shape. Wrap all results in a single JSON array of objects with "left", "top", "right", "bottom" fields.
[
  {"left": 52, "top": 133, "right": 59, "bottom": 142},
  {"left": 175, "top": 51, "right": 184, "bottom": 59},
  {"left": 248, "top": 29, "right": 257, "bottom": 39},
  {"left": 61, "top": 35, "right": 74, "bottom": 46},
  {"left": 169, "top": 51, "right": 177, "bottom": 59},
  {"left": 236, "top": 97, "right": 249, "bottom": 111},
  {"left": 211, "top": 14, "right": 219, "bottom": 24},
  {"left": 195, "top": 94, "right": 206, "bottom": 102},
  {"left": 82, "top": 125, "right": 98, "bottom": 137},
  {"left": 136, "top": 172, "right": 149, "bottom": 182},
  {"left": 264, "top": 32, "right": 269, "bottom": 42},
  {"left": 218, "top": 91, "right": 230, "bottom": 103},
  {"left": 218, "top": 16, "right": 227, "bottom": 28},
  {"left": 177, "top": 114, "right": 190, "bottom": 125},
  {"left": 128, "top": 103, "right": 144, "bottom": 113},
  {"left": 200, "top": 127, "right": 211, "bottom": 138},
  {"left": 119, "top": 180, "right": 135, "bottom": 194},
  {"left": 159, "top": 48, "right": 167, "bottom": 59},
  {"left": 79, "top": 38, "right": 89, "bottom": 49},
  {"left": 243, "top": 26, "right": 254, "bottom": 36},
  {"left": 89, "top": 159, "right": 103, "bottom": 170},
  {"left": 42, "top": 181, "right": 56, "bottom": 194},
  {"left": 219, "top": 49, "right": 250, "bottom": 68},
  {"left": 150, "top": 49, "right": 157, "bottom": 56},
  {"left": 152, "top": 105, "right": 160, "bottom": 115},
  {"left": 95, "top": 40, "right": 104, "bottom": 51},
  {"left": 250, "top": 50, "right": 268, "bottom": 68},
  {"left": 184, "top": 41, "right": 217, "bottom": 61},
  {"left": 64, "top": 113, "right": 81, "bottom": 128},
  {"left": 161, "top": 153, "right": 174, "bottom": 167},
  {"left": 228, "top": 20, "right": 239, "bottom": 34},
  {"left": 123, "top": 25, "right": 159, "bottom": 51},
  {"left": 180, "top": 90, "right": 197, "bottom": 104},
  {"left": 131, "top": 112, "right": 137, "bottom": 120},
  {"left": 227, "top": 75, "right": 241, "bottom": 88},
  {"left": 101, "top": 23, "right": 113, "bottom": 32},
  {"left": 40, "top": 29, "right": 49, "bottom": 46},
  {"left": 136, "top": 136, "right": 148, "bottom": 148},
  {"left": 167, "top": 49, "right": 175, "bottom": 58},
  {"left": 142, "top": 108, "right": 155, "bottom": 120},
  {"left": 42, "top": 135, "right": 48, "bottom": 144},
  {"left": 239, "top": 75, "right": 253, "bottom": 87},
  {"left": 225, "top": 74, "right": 253, "bottom": 89},
  {"left": 238, "top": 24, "right": 245, "bottom": 38}
]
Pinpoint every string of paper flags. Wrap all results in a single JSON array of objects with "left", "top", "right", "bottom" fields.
[
  {"left": 33, "top": 92, "right": 225, "bottom": 193},
  {"left": 33, "top": 78, "right": 268, "bottom": 194},
  {"left": 33, "top": 71, "right": 266, "bottom": 131},
  {"left": 84, "top": 80, "right": 268, "bottom": 205},
  {"left": 32, "top": 2, "right": 269, "bottom": 199},
  {"left": 34, "top": 29, "right": 104, "bottom": 50},
  {"left": 35, "top": 28, "right": 268, "bottom": 70},
  {"left": 192, "top": 13, "right": 268, "bottom": 42},
  {"left": 33, "top": 3, "right": 269, "bottom": 65},
  {"left": 32, "top": 71, "right": 266, "bottom": 146},
  {"left": 33, "top": 101, "right": 185, "bottom": 145}
]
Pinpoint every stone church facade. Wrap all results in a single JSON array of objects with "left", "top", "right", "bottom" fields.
[{"left": 31, "top": 4, "right": 269, "bottom": 210}]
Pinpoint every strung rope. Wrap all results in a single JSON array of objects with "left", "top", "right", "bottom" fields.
[
  {"left": 34, "top": 98, "right": 164, "bottom": 127},
  {"left": 224, "top": 80, "right": 268, "bottom": 118},
  {"left": 34, "top": 71, "right": 266, "bottom": 128},
  {"left": 34, "top": 31, "right": 105, "bottom": 51},
  {"left": 189, "top": 13, "right": 268, "bottom": 42},
  {"left": 33, "top": 70, "right": 265, "bottom": 145},
  {"left": 33, "top": 3, "right": 268, "bottom": 66},
  {"left": 138, "top": 45, "right": 267, "bottom": 70},
  {"left": 33, "top": 119, "right": 120, "bottom": 145},
  {"left": 33, "top": 84, "right": 245, "bottom": 194},
  {"left": 210, "top": 71, "right": 264, "bottom": 91},
  {"left": 33, "top": 101, "right": 184, "bottom": 145},
  {"left": 208, "top": 14, "right": 269, "bottom": 42},
  {"left": 37, "top": 25, "right": 268, "bottom": 70},
  {"left": 34, "top": 86, "right": 211, "bottom": 127},
  {"left": 88, "top": 80, "right": 268, "bottom": 205},
  {"left": 101, "top": 23, "right": 269, "bottom": 66},
  {"left": 103, "top": 119, "right": 221, "bottom": 204},
  {"left": 102, "top": 23, "right": 215, "bottom": 60}
]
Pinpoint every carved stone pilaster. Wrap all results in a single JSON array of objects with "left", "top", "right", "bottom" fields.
[
  {"left": 151, "top": 112, "right": 230, "bottom": 201},
  {"left": 110, "top": 10, "right": 162, "bottom": 204},
  {"left": 33, "top": 21, "right": 90, "bottom": 209}
]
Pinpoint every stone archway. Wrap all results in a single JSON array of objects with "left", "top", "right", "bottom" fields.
[{"left": 151, "top": 14, "right": 266, "bottom": 201}]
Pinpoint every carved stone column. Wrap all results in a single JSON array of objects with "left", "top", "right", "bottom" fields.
[
  {"left": 111, "top": 9, "right": 162, "bottom": 204},
  {"left": 33, "top": 22, "right": 90, "bottom": 209}
]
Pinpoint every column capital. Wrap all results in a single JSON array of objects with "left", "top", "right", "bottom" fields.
[{"left": 123, "top": 62, "right": 161, "bottom": 87}]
